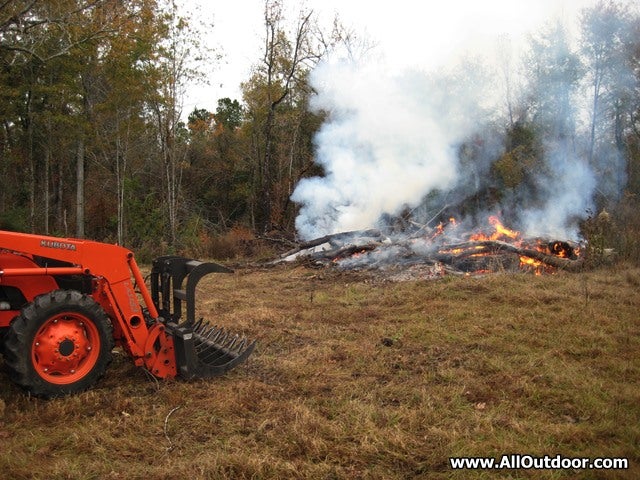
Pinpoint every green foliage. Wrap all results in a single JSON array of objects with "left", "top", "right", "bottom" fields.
[
  {"left": 580, "top": 191, "right": 640, "bottom": 266},
  {"left": 581, "top": 209, "right": 618, "bottom": 265},
  {"left": 188, "top": 108, "right": 212, "bottom": 128},
  {"left": 125, "top": 179, "right": 166, "bottom": 244},
  {"left": 184, "top": 100, "right": 252, "bottom": 231},
  {"left": 0, "top": 207, "right": 29, "bottom": 232},
  {"left": 506, "top": 121, "right": 537, "bottom": 151},
  {"left": 494, "top": 122, "right": 543, "bottom": 190},
  {"left": 613, "top": 194, "right": 640, "bottom": 264},
  {"left": 215, "top": 98, "right": 243, "bottom": 130},
  {"left": 628, "top": 137, "right": 640, "bottom": 195},
  {"left": 493, "top": 149, "right": 525, "bottom": 189}
]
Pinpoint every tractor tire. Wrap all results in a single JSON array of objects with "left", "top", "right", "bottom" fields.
[{"left": 3, "top": 290, "right": 114, "bottom": 398}]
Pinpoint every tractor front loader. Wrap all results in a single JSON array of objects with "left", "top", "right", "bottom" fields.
[{"left": 0, "top": 230, "right": 255, "bottom": 398}]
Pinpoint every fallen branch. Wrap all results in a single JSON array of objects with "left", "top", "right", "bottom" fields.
[
  {"left": 280, "top": 229, "right": 383, "bottom": 258},
  {"left": 309, "top": 242, "right": 382, "bottom": 261},
  {"left": 164, "top": 405, "right": 182, "bottom": 452}
]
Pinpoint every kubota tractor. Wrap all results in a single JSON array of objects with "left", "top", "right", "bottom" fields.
[{"left": 0, "top": 229, "right": 255, "bottom": 398}]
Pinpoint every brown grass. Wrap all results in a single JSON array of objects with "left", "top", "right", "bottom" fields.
[{"left": 0, "top": 264, "right": 639, "bottom": 479}]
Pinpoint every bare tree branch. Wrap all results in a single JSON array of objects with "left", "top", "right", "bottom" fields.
[
  {"left": 0, "top": 0, "right": 118, "bottom": 63},
  {"left": 0, "top": 0, "right": 37, "bottom": 32}
]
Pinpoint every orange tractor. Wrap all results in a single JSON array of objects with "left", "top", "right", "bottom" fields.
[{"left": 0, "top": 230, "right": 255, "bottom": 398}]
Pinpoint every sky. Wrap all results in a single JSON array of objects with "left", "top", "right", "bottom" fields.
[{"left": 180, "top": 0, "right": 596, "bottom": 115}]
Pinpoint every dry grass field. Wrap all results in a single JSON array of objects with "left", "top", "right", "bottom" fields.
[{"left": 0, "top": 263, "right": 638, "bottom": 479}]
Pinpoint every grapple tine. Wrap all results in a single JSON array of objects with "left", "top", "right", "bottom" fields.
[
  {"left": 194, "top": 336, "right": 241, "bottom": 365},
  {"left": 216, "top": 331, "right": 231, "bottom": 346},
  {"left": 192, "top": 318, "right": 204, "bottom": 332},
  {"left": 225, "top": 335, "right": 239, "bottom": 350},
  {"left": 201, "top": 325, "right": 219, "bottom": 339},
  {"left": 210, "top": 327, "right": 225, "bottom": 343},
  {"left": 198, "top": 348, "right": 233, "bottom": 364}
]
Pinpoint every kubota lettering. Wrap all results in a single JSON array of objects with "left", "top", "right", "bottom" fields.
[{"left": 40, "top": 240, "right": 77, "bottom": 251}]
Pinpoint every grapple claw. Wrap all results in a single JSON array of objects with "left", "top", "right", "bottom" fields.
[{"left": 150, "top": 256, "right": 256, "bottom": 379}]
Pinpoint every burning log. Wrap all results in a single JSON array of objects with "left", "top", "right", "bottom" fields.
[{"left": 434, "top": 240, "right": 584, "bottom": 272}]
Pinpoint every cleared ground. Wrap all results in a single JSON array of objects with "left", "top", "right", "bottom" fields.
[{"left": 0, "top": 264, "right": 638, "bottom": 479}]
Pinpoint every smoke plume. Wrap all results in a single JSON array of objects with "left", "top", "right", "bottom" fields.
[
  {"left": 291, "top": 1, "right": 627, "bottom": 242},
  {"left": 292, "top": 60, "right": 490, "bottom": 240}
]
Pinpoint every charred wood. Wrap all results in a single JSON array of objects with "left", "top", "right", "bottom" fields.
[{"left": 280, "top": 229, "right": 383, "bottom": 258}]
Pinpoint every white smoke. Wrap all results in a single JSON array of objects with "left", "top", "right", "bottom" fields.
[
  {"left": 520, "top": 145, "right": 596, "bottom": 239},
  {"left": 292, "top": 60, "right": 490, "bottom": 240},
  {"left": 291, "top": 0, "right": 622, "bottom": 243}
]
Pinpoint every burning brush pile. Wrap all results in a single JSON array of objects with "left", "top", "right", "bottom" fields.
[{"left": 278, "top": 216, "right": 584, "bottom": 279}]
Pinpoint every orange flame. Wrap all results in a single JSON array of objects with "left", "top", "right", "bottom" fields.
[
  {"left": 469, "top": 215, "right": 520, "bottom": 242},
  {"left": 519, "top": 256, "right": 543, "bottom": 275},
  {"left": 430, "top": 217, "right": 458, "bottom": 240},
  {"left": 420, "top": 215, "right": 580, "bottom": 276}
]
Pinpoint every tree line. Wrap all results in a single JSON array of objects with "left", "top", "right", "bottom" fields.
[{"left": 0, "top": 0, "right": 639, "bottom": 261}]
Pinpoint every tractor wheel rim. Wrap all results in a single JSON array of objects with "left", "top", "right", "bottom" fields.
[{"left": 31, "top": 313, "right": 101, "bottom": 385}]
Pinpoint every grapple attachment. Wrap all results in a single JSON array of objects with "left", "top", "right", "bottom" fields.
[{"left": 150, "top": 256, "right": 255, "bottom": 379}]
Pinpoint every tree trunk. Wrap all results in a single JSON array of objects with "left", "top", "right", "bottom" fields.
[
  {"left": 260, "top": 107, "right": 275, "bottom": 232},
  {"left": 44, "top": 139, "right": 50, "bottom": 235},
  {"left": 588, "top": 70, "right": 602, "bottom": 165},
  {"left": 158, "top": 107, "right": 180, "bottom": 248},
  {"left": 27, "top": 91, "right": 35, "bottom": 232},
  {"left": 56, "top": 157, "right": 64, "bottom": 234},
  {"left": 115, "top": 133, "right": 125, "bottom": 246},
  {"left": 76, "top": 136, "right": 85, "bottom": 238}
]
